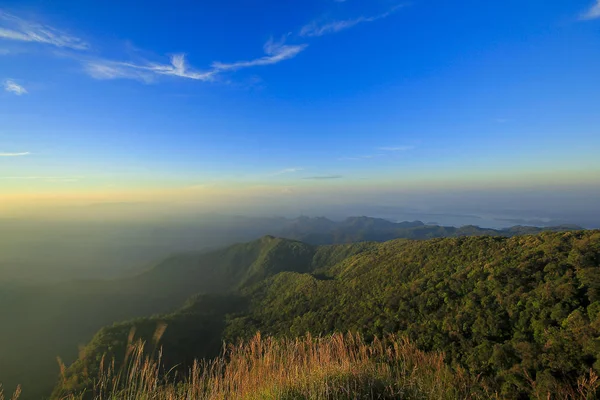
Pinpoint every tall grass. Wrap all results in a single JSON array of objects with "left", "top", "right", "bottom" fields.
[
  {"left": 8, "top": 331, "right": 600, "bottom": 399},
  {"left": 57, "top": 332, "right": 490, "bottom": 400},
  {"left": 0, "top": 385, "right": 21, "bottom": 400}
]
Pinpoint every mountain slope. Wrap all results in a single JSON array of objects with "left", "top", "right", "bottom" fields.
[
  {"left": 137, "top": 235, "right": 316, "bottom": 292},
  {"left": 0, "top": 236, "right": 320, "bottom": 400},
  {"left": 54, "top": 230, "right": 600, "bottom": 399}
]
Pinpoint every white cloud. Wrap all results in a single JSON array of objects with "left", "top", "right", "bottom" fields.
[
  {"left": 377, "top": 146, "right": 415, "bottom": 151},
  {"left": 0, "top": 10, "right": 88, "bottom": 50},
  {"left": 84, "top": 61, "right": 155, "bottom": 83},
  {"left": 0, "top": 151, "right": 29, "bottom": 156},
  {"left": 3, "top": 79, "right": 27, "bottom": 95},
  {"left": 272, "top": 167, "right": 304, "bottom": 175},
  {"left": 581, "top": 0, "right": 600, "bottom": 20},
  {"left": 84, "top": 54, "right": 216, "bottom": 83},
  {"left": 302, "top": 175, "right": 343, "bottom": 180},
  {"left": 300, "top": 5, "right": 405, "bottom": 37},
  {"left": 144, "top": 54, "right": 216, "bottom": 80},
  {"left": 212, "top": 38, "right": 307, "bottom": 71},
  {"left": 85, "top": 38, "right": 306, "bottom": 83}
]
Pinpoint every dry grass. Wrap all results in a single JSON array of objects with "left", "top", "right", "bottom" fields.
[
  {"left": 0, "top": 385, "right": 21, "bottom": 400},
  {"left": 7, "top": 331, "right": 600, "bottom": 399},
  {"left": 57, "top": 332, "right": 490, "bottom": 400}
]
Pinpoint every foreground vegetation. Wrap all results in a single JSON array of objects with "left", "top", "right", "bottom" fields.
[
  {"left": 54, "top": 333, "right": 494, "bottom": 399},
  {"left": 48, "top": 331, "right": 600, "bottom": 400}
]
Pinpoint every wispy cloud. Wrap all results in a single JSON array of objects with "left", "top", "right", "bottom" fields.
[
  {"left": 0, "top": 10, "right": 88, "bottom": 50},
  {"left": 84, "top": 54, "right": 215, "bottom": 83},
  {"left": 300, "top": 5, "right": 406, "bottom": 37},
  {"left": 0, "top": 151, "right": 30, "bottom": 156},
  {"left": 83, "top": 61, "right": 155, "bottom": 83},
  {"left": 3, "top": 79, "right": 27, "bottom": 95},
  {"left": 212, "top": 38, "right": 307, "bottom": 71},
  {"left": 581, "top": 0, "right": 600, "bottom": 20},
  {"left": 273, "top": 167, "right": 304, "bottom": 175},
  {"left": 0, "top": 10, "right": 304, "bottom": 85},
  {"left": 84, "top": 38, "right": 306, "bottom": 83},
  {"left": 377, "top": 146, "right": 415, "bottom": 151},
  {"left": 338, "top": 155, "right": 376, "bottom": 161},
  {"left": 303, "top": 175, "right": 343, "bottom": 180},
  {"left": 1, "top": 5, "right": 387, "bottom": 87}
]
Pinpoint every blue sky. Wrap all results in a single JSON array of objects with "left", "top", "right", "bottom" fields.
[{"left": 1, "top": 0, "right": 600, "bottom": 225}]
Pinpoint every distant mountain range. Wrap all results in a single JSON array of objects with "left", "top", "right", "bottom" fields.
[{"left": 274, "top": 216, "right": 582, "bottom": 244}]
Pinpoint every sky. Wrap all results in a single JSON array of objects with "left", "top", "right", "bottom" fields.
[{"left": 1, "top": 0, "right": 600, "bottom": 226}]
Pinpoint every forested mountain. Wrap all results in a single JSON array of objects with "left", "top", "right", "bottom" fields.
[
  {"left": 1, "top": 215, "right": 576, "bottom": 286},
  {"left": 0, "top": 221, "right": 585, "bottom": 399},
  {"left": 277, "top": 216, "right": 580, "bottom": 245},
  {"left": 0, "top": 236, "right": 319, "bottom": 399},
  {"left": 51, "top": 230, "right": 600, "bottom": 399}
]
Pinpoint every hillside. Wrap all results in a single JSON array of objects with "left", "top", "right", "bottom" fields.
[
  {"left": 0, "top": 236, "right": 317, "bottom": 400},
  {"left": 53, "top": 230, "right": 600, "bottom": 399}
]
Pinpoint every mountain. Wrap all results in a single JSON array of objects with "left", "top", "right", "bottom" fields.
[
  {"left": 0, "top": 236, "right": 315, "bottom": 400},
  {"left": 139, "top": 235, "right": 316, "bottom": 292},
  {"left": 0, "top": 220, "right": 584, "bottom": 399},
  {"left": 52, "top": 230, "right": 600, "bottom": 399},
  {"left": 0, "top": 214, "right": 581, "bottom": 286},
  {"left": 276, "top": 217, "right": 582, "bottom": 245}
]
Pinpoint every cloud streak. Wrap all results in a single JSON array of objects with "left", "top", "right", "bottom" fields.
[
  {"left": 1, "top": 5, "right": 390, "bottom": 86},
  {"left": 338, "top": 155, "right": 376, "bottom": 161},
  {"left": 212, "top": 38, "right": 307, "bottom": 71},
  {"left": 300, "top": 5, "right": 405, "bottom": 37},
  {"left": 0, "top": 10, "right": 88, "bottom": 50},
  {"left": 377, "top": 146, "right": 415, "bottom": 151},
  {"left": 1, "top": 10, "right": 304, "bottom": 84},
  {"left": 273, "top": 167, "right": 304, "bottom": 175},
  {"left": 581, "top": 0, "right": 600, "bottom": 20},
  {"left": 84, "top": 54, "right": 216, "bottom": 83},
  {"left": 3, "top": 79, "right": 27, "bottom": 95},
  {"left": 303, "top": 175, "right": 343, "bottom": 180},
  {"left": 84, "top": 38, "right": 306, "bottom": 83},
  {"left": 0, "top": 151, "right": 30, "bottom": 156}
]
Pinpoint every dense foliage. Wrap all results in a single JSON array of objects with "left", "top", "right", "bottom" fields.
[{"left": 51, "top": 230, "right": 600, "bottom": 399}]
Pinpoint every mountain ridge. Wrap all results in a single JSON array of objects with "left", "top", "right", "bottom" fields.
[
  {"left": 53, "top": 230, "right": 600, "bottom": 399},
  {"left": 0, "top": 219, "right": 587, "bottom": 399}
]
